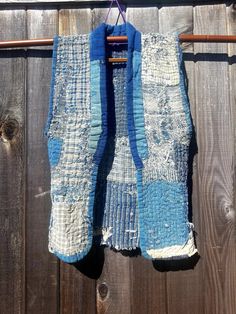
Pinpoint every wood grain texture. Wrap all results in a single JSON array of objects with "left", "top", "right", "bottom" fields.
[
  {"left": 96, "top": 248, "right": 133, "bottom": 314},
  {"left": 92, "top": 7, "right": 125, "bottom": 28},
  {"left": 0, "top": 9, "right": 26, "bottom": 314},
  {"left": 225, "top": 3, "right": 236, "bottom": 313},
  {"left": 58, "top": 8, "right": 96, "bottom": 314},
  {"left": 126, "top": 6, "right": 158, "bottom": 32},
  {"left": 26, "top": 8, "right": 59, "bottom": 314},
  {"left": 159, "top": 6, "right": 204, "bottom": 314},
  {"left": 194, "top": 4, "right": 235, "bottom": 314},
  {"left": 59, "top": 7, "right": 92, "bottom": 35}
]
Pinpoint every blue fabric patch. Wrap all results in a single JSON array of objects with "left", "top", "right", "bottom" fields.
[
  {"left": 132, "top": 50, "right": 148, "bottom": 160},
  {"left": 89, "top": 22, "right": 144, "bottom": 169},
  {"left": 89, "top": 60, "right": 102, "bottom": 154},
  {"left": 51, "top": 248, "right": 91, "bottom": 263},
  {"left": 47, "top": 137, "right": 63, "bottom": 167},
  {"left": 137, "top": 169, "right": 190, "bottom": 258},
  {"left": 125, "top": 26, "right": 144, "bottom": 169},
  {"left": 89, "top": 32, "right": 108, "bottom": 165},
  {"left": 93, "top": 179, "right": 139, "bottom": 250}
]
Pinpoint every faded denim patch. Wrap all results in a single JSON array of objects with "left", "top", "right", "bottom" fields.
[{"left": 47, "top": 137, "right": 63, "bottom": 167}]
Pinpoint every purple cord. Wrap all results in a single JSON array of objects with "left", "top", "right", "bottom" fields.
[{"left": 104, "top": 0, "right": 126, "bottom": 24}]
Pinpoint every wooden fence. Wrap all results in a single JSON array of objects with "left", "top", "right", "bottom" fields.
[{"left": 0, "top": 1, "right": 236, "bottom": 313}]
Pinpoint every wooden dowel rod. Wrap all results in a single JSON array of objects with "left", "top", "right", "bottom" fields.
[
  {"left": 179, "top": 34, "right": 236, "bottom": 42},
  {"left": 108, "top": 57, "right": 127, "bottom": 63},
  {"left": 1, "top": 34, "right": 236, "bottom": 49},
  {"left": 1, "top": 34, "right": 236, "bottom": 63},
  {"left": 0, "top": 38, "right": 54, "bottom": 48}
]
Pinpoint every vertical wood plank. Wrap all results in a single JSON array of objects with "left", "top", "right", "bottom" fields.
[
  {"left": 59, "top": 7, "right": 92, "bottom": 35},
  {"left": 0, "top": 8, "right": 26, "bottom": 314},
  {"left": 26, "top": 8, "right": 59, "bottom": 314},
  {"left": 92, "top": 7, "right": 124, "bottom": 28},
  {"left": 194, "top": 4, "right": 234, "bottom": 314},
  {"left": 225, "top": 3, "right": 236, "bottom": 313},
  {"left": 58, "top": 7, "right": 97, "bottom": 314},
  {"left": 97, "top": 249, "right": 133, "bottom": 314},
  {"left": 126, "top": 6, "right": 159, "bottom": 32},
  {"left": 159, "top": 6, "right": 204, "bottom": 314}
]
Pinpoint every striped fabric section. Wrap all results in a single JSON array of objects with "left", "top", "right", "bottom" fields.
[{"left": 93, "top": 48, "right": 139, "bottom": 250}]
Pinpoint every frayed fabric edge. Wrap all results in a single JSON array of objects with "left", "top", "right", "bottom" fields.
[{"left": 146, "top": 229, "right": 198, "bottom": 260}]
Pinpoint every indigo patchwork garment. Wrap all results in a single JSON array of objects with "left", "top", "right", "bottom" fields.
[{"left": 44, "top": 22, "right": 198, "bottom": 263}]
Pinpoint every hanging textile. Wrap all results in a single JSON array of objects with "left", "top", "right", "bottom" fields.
[{"left": 44, "top": 21, "right": 198, "bottom": 263}]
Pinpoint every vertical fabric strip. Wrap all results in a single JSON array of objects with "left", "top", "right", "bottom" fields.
[
  {"left": 132, "top": 50, "right": 148, "bottom": 160},
  {"left": 126, "top": 27, "right": 143, "bottom": 169},
  {"left": 47, "top": 35, "right": 96, "bottom": 263},
  {"left": 89, "top": 60, "right": 102, "bottom": 153},
  {"left": 101, "top": 181, "right": 139, "bottom": 249},
  {"left": 89, "top": 29, "right": 108, "bottom": 165}
]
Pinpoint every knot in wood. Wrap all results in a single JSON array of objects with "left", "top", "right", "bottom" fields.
[
  {"left": 0, "top": 118, "right": 19, "bottom": 142},
  {"left": 98, "top": 282, "right": 109, "bottom": 300}
]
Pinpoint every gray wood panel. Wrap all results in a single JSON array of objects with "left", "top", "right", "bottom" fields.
[
  {"left": 26, "top": 8, "right": 59, "bottom": 314},
  {"left": 194, "top": 4, "right": 235, "bottom": 314},
  {"left": 126, "top": 6, "right": 159, "bottom": 32},
  {"left": 0, "top": 9, "right": 26, "bottom": 314},
  {"left": 225, "top": 3, "right": 236, "bottom": 313}
]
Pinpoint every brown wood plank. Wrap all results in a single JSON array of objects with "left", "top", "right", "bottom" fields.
[
  {"left": 59, "top": 7, "right": 92, "bottom": 35},
  {"left": 0, "top": 8, "right": 26, "bottom": 314},
  {"left": 26, "top": 8, "right": 59, "bottom": 314},
  {"left": 159, "top": 6, "right": 204, "bottom": 314},
  {"left": 96, "top": 248, "right": 133, "bottom": 314},
  {"left": 194, "top": 4, "right": 235, "bottom": 314},
  {"left": 58, "top": 7, "right": 96, "bottom": 314},
  {"left": 225, "top": 4, "right": 236, "bottom": 313}
]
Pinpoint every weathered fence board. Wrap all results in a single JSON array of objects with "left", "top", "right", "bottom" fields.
[
  {"left": 0, "top": 9, "right": 26, "bottom": 314},
  {"left": 194, "top": 4, "right": 235, "bottom": 314},
  {"left": 0, "top": 2, "right": 236, "bottom": 314},
  {"left": 26, "top": 8, "right": 59, "bottom": 314},
  {"left": 225, "top": 3, "right": 236, "bottom": 313}
]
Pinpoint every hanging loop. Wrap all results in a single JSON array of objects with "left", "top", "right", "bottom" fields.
[{"left": 104, "top": 0, "right": 126, "bottom": 24}]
